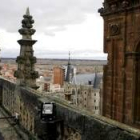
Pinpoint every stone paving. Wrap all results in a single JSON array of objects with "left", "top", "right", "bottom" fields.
[{"left": 0, "top": 112, "right": 22, "bottom": 140}]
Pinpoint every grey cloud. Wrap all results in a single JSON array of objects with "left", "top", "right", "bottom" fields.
[
  {"left": 44, "top": 26, "right": 66, "bottom": 36},
  {"left": 1, "top": 48, "right": 19, "bottom": 58},
  {"left": 0, "top": 0, "right": 103, "bottom": 35},
  {"left": 44, "top": 31, "right": 55, "bottom": 37}
]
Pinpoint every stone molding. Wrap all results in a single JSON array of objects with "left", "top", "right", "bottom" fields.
[{"left": 99, "top": 1, "right": 140, "bottom": 16}]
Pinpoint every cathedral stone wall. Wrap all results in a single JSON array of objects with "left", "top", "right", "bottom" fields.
[
  {"left": 0, "top": 78, "right": 140, "bottom": 140},
  {"left": 100, "top": 0, "right": 140, "bottom": 127}
]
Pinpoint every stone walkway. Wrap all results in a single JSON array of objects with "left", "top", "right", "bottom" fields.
[
  {"left": 0, "top": 109, "right": 23, "bottom": 140},
  {"left": 0, "top": 120, "right": 21, "bottom": 140},
  {"left": 0, "top": 106, "right": 33, "bottom": 140}
]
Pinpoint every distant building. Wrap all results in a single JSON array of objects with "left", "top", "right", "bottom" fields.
[
  {"left": 36, "top": 75, "right": 53, "bottom": 92},
  {"left": 53, "top": 66, "right": 65, "bottom": 87},
  {"left": 1, "top": 64, "right": 16, "bottom": 82},
  {"left": 64, "top": 72, "right": 103, "bottom": 115},
  {"left": 36, "top": 76, "right": 45, "bottom": 92},
  {"left": 71, "top": 73, "right": 102, "bottom": 87},
  {"left": 64, "top": 52, "right": 76, "bottom": 83},
  {"left": 63, "top": 65, "right": 76, "bottom": 82},
  {"left": 49, "top": 83, "right": 64, "bottom": 92}
]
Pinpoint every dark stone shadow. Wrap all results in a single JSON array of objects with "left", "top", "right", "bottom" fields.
[{"left": 0, "top": 132, "right": 4, "bottom": 140}]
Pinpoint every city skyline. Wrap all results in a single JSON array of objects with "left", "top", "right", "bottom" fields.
[{"left": 0, "top": 0, "right": 106, "bottom": 60}]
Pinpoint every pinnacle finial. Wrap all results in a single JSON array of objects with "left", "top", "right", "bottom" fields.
[
  {"left": 26, "top": 7, "right": 30, "bottom": 15},
  {"left": 68, "top": 51, "right": 71, "bottom": 64},
  {"left": 69, "top": 51, "right": 70, "bottom": 60}
]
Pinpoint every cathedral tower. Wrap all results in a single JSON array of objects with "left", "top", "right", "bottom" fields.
[
  {"left": 14, "top": 8, "right": 39, "bottom": 89},
  {"left": 99, "top": 0, "right": 140, "bottom": 127}
]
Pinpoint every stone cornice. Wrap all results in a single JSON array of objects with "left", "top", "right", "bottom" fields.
[
  {"left": 99, "top": 1, "right": 140, "bottom": 16},
  {"left": 17, "top": 39, "right": 37, "bottom": 46}
]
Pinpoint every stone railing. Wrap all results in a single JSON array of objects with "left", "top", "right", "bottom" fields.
[{"left": 0, "top": 77, "right": 140, "bottom": 140}]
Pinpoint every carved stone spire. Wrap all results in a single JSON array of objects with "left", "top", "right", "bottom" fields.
[
  {"left": 14, "top": 8, "right": 39, "bottom": 89},
  {"left": 18, "top": 7, "right": 35, "bottom": 40}
]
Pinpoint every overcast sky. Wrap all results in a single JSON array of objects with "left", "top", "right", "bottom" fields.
[{"left": 0, "top": 0, "right": 106, "bottom": 60}]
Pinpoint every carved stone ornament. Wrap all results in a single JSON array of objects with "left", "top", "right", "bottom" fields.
[
  {"left": 111, "top": 3, "right": 117, "bottom": 11},
  {"left": 30, "top": 71, "right": 39, "bottom": 79},
  {"left": 122, "top": 0, "right": 129, "bottom": 8},
  {"left": 64, "top": 127, "right": 81, "bottom": 140},
  {"left": 18, "top": 9, "right": 36, "bottom": 36},
  {"left": 16, "top": 56, "right": 26, "bottom": 64},
  {"left": 30, "top": 56, "right": 37, "bottom": 64},
  {"left": 110, "top": 24, "right": 120, "bottom": 36},
  {"left": 14, "top": 70, "right": 24, "bottom": 78}
]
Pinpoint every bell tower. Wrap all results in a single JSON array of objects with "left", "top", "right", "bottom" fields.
[
  {"left": 99, "top": 0, "right": 140, "bottom": 127},
  {"left": 14, "top": 8, "right": 39, "bottom": 89}
]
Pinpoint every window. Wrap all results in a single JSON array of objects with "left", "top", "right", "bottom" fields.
[{"left": 88, "top": 81, "right": 92, "bottom": 85}]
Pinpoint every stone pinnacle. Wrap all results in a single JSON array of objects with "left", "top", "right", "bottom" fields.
[{"left": 26, "top": 7, "right": 30, "bottom": 15}]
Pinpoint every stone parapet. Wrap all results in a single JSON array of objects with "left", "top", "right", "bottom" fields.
[{"left": 0, "top": 77, "right": 140, "bottom": 140}]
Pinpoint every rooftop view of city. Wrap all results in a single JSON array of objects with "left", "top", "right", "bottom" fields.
[{"left": 0, "top": 0, "right": 140, "bottom": 140}]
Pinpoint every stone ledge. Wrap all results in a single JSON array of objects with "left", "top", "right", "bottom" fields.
[
  {"left": 39, "top": 96, "right": 140, "bottom": 140},
  {"left": 1, "top": 77, "right": 140, "bottom": 140}
]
